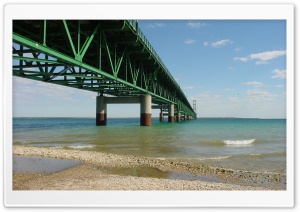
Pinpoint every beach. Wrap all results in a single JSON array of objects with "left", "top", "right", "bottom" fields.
[{"left": 13, "top": 145, "right": 285, "bottom": 190}]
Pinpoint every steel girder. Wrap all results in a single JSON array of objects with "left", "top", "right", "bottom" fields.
[{"left": 12, "top": 20, "right": 195, "bottom": 116}]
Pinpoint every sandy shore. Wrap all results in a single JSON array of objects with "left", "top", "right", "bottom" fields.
[{"left": 12, "top": 145, "right": 285, "bottom": 190}]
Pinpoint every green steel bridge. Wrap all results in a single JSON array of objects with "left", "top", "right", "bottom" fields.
[{"left": 13, "top": 20, "right": 196, "bottom": 126}]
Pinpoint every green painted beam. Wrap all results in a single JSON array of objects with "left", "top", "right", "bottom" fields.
[
  {"left": 13, "top": 33, "right": 176, "bottom": 106},
  {"left": 62, "top": 74, "right": 104, "bottom": 80},
  {"left": 62, "top": 20, "right": 77, "bottom": 59},
  {"left": 13, "top": 56, "right": 60, "bottom": 64},
  {"left": 13, "top": 20, "right": 196, "bottom": 116},
  {"left": 79, "top": 23, "right": 99, "bottom": 61}
]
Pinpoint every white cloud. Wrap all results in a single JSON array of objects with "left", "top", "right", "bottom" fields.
[
  {"left": 234, "top": 50, "right": 286, "bottom": 65},
  {"left": 228, "top": 97, "right": 240, "bottom": 102},
  {"left": 190, "top": 89, "right": 284, "bottom": 118},
  {"left": 211, "top": 39, "right": 232, "bottom": 48},
  {"left": 192, "top": 92, "right": 222, "bottom": 104},
  {"left": 204, "top": 39, "right": 233, "bottom": 48},
  {"left": 184, "top": 39, "right": 196, "bottom": 45},
  {"left": 13, "top": 76, "right": 95, "bottom": 103},
  {"left": 183, "top": 86, "right": 195, "bottom": 90},
  {"left": 146, "top": 22, "right": 166, "bottom": 28},
  {"left": 255, "top": 60, "right": 269, "bottom": 65},
  {"left": 233, "top": 57, "right": 249, "bottom": 62},
  {"left": 246, "top": 89, "right": 277, "bottom": 102},
  {"left": 250, "top": 50, "right": 286, "bottom": 61},
  {"left": 187, "top": 21, "right": 206, "bottom": 28},
  {"left": 174, "top": 77, "right": 180, "bottom": 82},
  {"left": 271, "top": 69, "right": 286, "bottom": 79},
  {"left": 234, "top": 47, "right": 242, "bottom": 51},
  {"left": 244, "top": 81, "right": 263, "bottom": 87},
  {"left": 13, "top": 76, "right": 34, "bottom": 85}
]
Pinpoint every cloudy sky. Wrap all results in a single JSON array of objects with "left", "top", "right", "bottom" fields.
[{"left": 13, "top": 20, "right": 286, "bottom": 118}]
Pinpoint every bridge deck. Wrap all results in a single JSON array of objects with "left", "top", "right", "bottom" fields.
[{"left": 13, "top": 20, "right": 195, "bottom": 116}]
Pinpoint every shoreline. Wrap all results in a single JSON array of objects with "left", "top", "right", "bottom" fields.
[{"left": 12, "top": 145, "right": 286, "bottom": 190}]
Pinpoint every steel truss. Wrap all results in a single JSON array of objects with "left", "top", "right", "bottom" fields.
[{"left": 13, "top": 20, "right": 195, "bottom": 116}]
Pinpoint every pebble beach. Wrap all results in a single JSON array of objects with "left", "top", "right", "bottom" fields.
[{"left": 12, "top": 145, "right": 286, "bottom": 190}]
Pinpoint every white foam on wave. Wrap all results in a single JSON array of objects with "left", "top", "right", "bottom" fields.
[
  {"left": 21, "top": 141, "right": 33, "bottom": 144},
  {"left": 68, "top": 145, "right": 95, "bottom": 149},
  {"left": 199, "top": 156, "right": 232, "bottom": 160},
  {"left": 223, "top": 139, "right": 255, "bottom": 145},
  {"left": 250, "top": 153, "right": 261, "bottom": 156}
]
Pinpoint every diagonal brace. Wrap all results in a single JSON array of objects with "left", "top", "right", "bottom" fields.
[
  {"left": 62, "top": 20, "right": 77, "bottom": 60},
  {"left": 47, "top": 66, "right": 71, "bottom": 82},
  {"left": 79, "top": 24, "right": 100, "bottom": 61}
]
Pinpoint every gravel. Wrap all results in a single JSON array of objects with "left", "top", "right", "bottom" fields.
[{"left": 13, "top": 145, "right": 285, "bottom": 190}]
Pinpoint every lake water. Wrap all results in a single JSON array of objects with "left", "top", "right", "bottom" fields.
[{"left": 13, "top": 117, "right": 286, "bottom": 174}]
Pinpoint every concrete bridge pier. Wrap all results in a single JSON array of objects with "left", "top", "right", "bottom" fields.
[
  {"left": 140, "top": 95, "right": 152, "bottom": 126},
  {"left": 96, "top": 94, "right": 152, "bottom": 126},
  {"left": 168, "top": 104, "right": 174, "bottom": 123},
  {"left": 96, "top": 95, "right": 107, "bottom": 126},
  {"left": 159, "top": 109, "right": 164, "bottom": 122},
  {"left": 177, "top": 112, "right": 181, "bottom": 122}
]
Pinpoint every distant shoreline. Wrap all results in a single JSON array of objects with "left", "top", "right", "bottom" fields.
[
  {"left": 12, "top": 145, "right": 285, "bottom": 190},
  {"left": 12, "top": 117, "right": 287, "bottom": 120}
]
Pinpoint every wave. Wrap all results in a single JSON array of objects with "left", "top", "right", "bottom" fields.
[
  {"left": 199, "top": 152, "right": 285, "bottom": 161},
  {"left": 198, "top": 156, "right": 232, "bottom": 160},
  {"left": 200, "top": 139, "right": 255, "bottom": 146},
  {"left": 249, "top": 151, "right": 286, "bottom": 158},
  {"left": 14, "top": 141, "right": 52, "bottom": 145},
  {"left": 200, "top": 140, "right": 225, "bottom": 146},
  {"left": 224, "top": 139, "right": 255, "bottom": 145},
  {"left": 14, "top": 141, "right": 34, "bottom": 145},
  {"left": 67, "top": 145, "right": 96, "bottom": 149}
]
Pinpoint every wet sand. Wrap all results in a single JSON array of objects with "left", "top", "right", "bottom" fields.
[{"left": 12, "top": 145, "right": 286, "bottom": 190}]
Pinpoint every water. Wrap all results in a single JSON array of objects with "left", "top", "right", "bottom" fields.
[
  {"left": 13, "top": 155, "right": 82, "bottom": 174},
  {"left": 13, "top": 117, "right": 286, "bottom": 174}
]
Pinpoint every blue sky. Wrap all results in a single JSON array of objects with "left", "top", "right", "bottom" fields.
[{"left": 13, "top": 20, "right": 286, "bottom": 118}]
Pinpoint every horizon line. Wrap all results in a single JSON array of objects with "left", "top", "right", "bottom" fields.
[{"left": 12, "top": 116, "right": 287, "bottom": 119}]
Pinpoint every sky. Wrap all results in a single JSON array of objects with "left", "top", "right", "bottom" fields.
[{"left": 13, "top": 20, "right": 287, "bottom": 118}]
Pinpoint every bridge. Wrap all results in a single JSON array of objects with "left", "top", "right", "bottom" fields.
[{"left": 13, "top": 20, "right": 196, "bottom": 126}]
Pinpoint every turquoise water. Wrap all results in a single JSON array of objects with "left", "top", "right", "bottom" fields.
[{"left": 13, "top": 117, "right": 286, "bottom": 174}]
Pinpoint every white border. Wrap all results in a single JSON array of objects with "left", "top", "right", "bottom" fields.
[{"left": 3, "top": 3, "right": 294, "bottom": 207}]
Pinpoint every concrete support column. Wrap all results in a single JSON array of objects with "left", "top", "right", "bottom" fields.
[
  {"left": 168, "top": 104, "right": 174, "bottom": 123},
  {"left": 177, "top": 112, "right": 181, "bottom": 122},
  {"left": 96, "top": 95, "right": 107, "bottom": 126},
  {"left": 159, "top": 110, "right": 164, "bottom": 122},
  {"left": 140, "top": 95, "right": 152, "bottom": 126}
]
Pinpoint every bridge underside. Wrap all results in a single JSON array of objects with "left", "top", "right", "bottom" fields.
[{"left": 13, "top": 20, "right": 196, "bottom": 125}]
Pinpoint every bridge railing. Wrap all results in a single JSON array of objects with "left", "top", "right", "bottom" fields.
[
  {"left": 126, "top": 20, "right": 188, "bottom": 105},
  {"left": 126, "top": 21, "right": 163, "bottom": 69}
]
